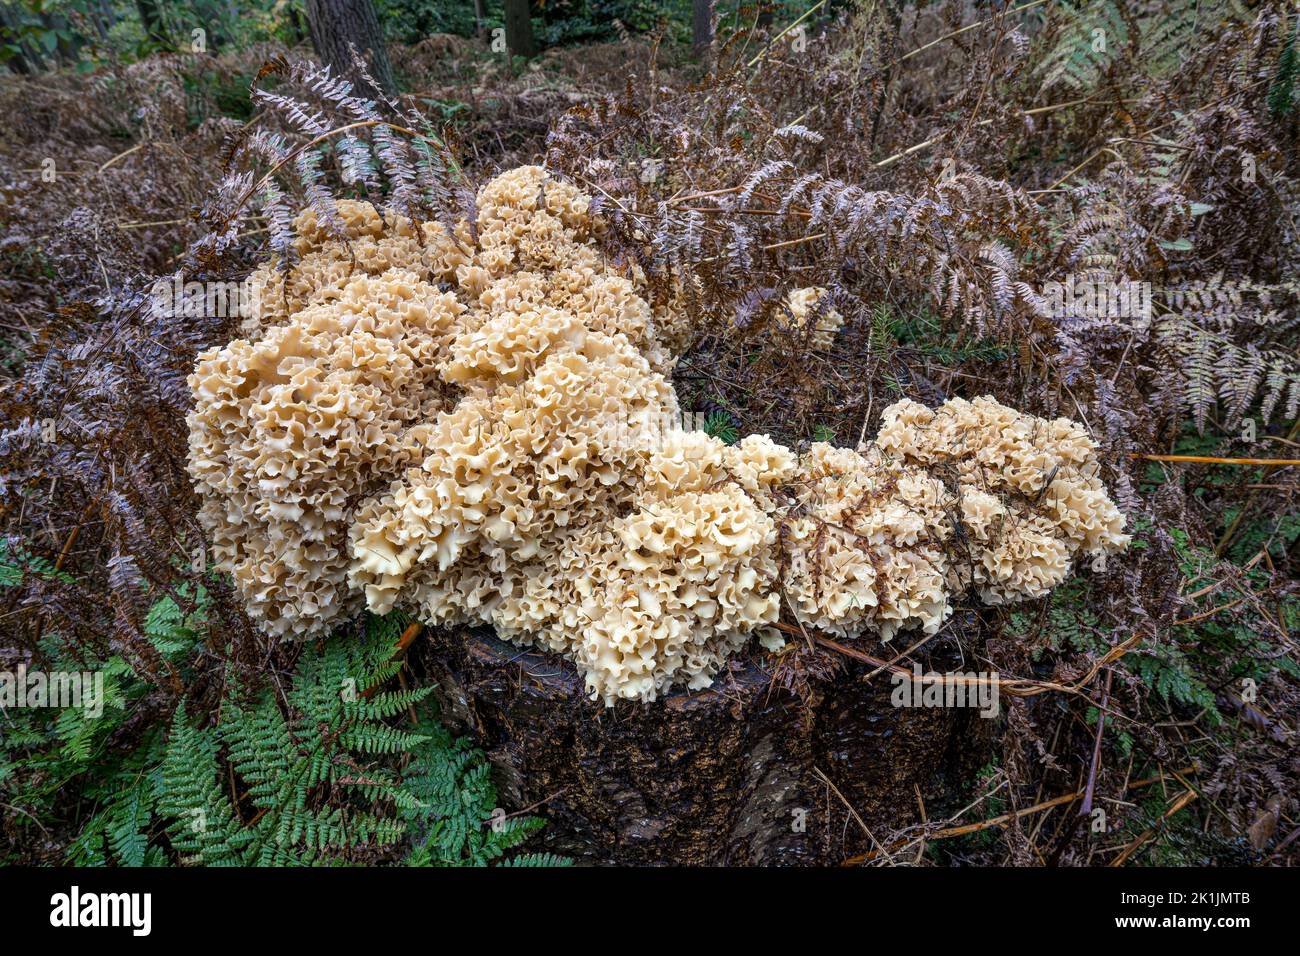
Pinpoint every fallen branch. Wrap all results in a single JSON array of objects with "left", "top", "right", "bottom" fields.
[
  {"left": 890, "top": 0, "right": 1051, "bottom": 67},
  {"left": 746, "top": 0, "right": 829, "bottom": 69},
  {"left": 843, "top": 765, "right": 1199, "bottom": 865},
  {"left": 1108, "top": 789, "right": 1199, "bottom": 866},
  {"left": 98, "top": 141, "right": 145, "bottom": 173},
  {"left": 805, "top": 629, "right": 1143, "bottom": 701},
  {"left": 1046, "top": 668, "right": 1112, "bottom": 866},
  {"left": 360, "top": 622, "right": 424, "bottom": 700},
  {"left": 1133, "top": 453, "right": 1300, "bottom": 467},
  {"left": 393, "top": 621, "right": 423, "bottom": 656}
]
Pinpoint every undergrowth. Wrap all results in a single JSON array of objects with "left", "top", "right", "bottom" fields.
[
  {"left": 0, "top": 566, "right": 561, "bottom": 866},
  {"left": 1, "top": 0, "right": 1297, "bottom": 867}
]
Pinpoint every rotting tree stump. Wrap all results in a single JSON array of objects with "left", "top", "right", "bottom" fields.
[{"left": 419, "top": 614, "right": 994, "bottom": 865}]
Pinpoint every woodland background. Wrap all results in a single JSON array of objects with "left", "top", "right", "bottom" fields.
[{"left": 0, "top": 0, "right": 1298, "bottom": 866}]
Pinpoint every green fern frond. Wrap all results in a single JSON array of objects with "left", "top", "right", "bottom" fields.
[
  {"left": 160, "top": 704, "right": 256, "bottom": 866},
  {"left": 0, "top": 538, "right": 75, "bottom": 587},
  {"left": 143, "top": 587, "right": 208, "bottom": 657},
  {"left": 702, "top": 410, "right": 739, "bottom": 444},
  {"left": 401, "top": 717, "right": 567, "bottom": 867},
  {"left": 1268, "top": 16, "right": 1299, "bottom": 116},
  {"left": 31, "top": 606, "right": 561, "bottom": 868}
]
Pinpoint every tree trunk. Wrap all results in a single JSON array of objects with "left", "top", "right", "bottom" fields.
[
  {"left": 473, "top": 0, "right": 487, "bottom": 42},
  {"left": 692, "top": 0, "right": 713, "bottom": 62},
  {"left": 417, "top": 615, "right": 994, "bottom": 865},
  {"left": 288, "top": 5, "right": 307, "bottom": 45},
  {"left": 89, "top": 0, "right": 114, "bottom": 41},
  {"left": 134, "top": 0, "right": 169, "bottom": 48},
  {"left": 304, "top": 0, "right": 395, "bottom": 97},
  {"left": 502, "top": 0, "right": 535, "bottom": 60}
]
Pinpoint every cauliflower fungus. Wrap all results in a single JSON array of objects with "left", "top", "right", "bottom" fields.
[
  {"left": 187, "top": 166, "right": 1130, "bottom": 704},
  {"left": 778, "top": 286, "right": 844, "bottom": 350}
]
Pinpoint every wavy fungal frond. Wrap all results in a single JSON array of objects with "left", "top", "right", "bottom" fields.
[{"left": 187, "top": 168, "right": 1130, "bottom": 705}]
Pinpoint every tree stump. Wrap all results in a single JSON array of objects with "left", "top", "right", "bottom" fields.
[{"left": 419, "top": 615, "right": 994, "bottom": 865}]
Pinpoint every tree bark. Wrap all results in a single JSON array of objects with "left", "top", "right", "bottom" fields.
[
  {"left": 304, "top": 0, "right": 395, "bottom": 97},
  {"left": 417, "top": 614, "right": 994, "bottom": 865},
  {"left": 473, "top": 0, "right": 488, "bottom": 42},
  {"left": 502, "top": 0, "right": 535, "bottom": 59},
  {"left": 692, "top": 0, "right": 713, "bottom": 62}
]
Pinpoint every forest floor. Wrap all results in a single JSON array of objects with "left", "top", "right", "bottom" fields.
[{"left": 2, "top": 7, "right": 1298, "bottom": 867}]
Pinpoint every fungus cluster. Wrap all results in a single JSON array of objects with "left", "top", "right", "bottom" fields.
[
  {"left": 778, "top": 286, "right": 844, "bottom": 350},
  {"left": 188, "top": 166, "right": 1129, "bottom": 704}
]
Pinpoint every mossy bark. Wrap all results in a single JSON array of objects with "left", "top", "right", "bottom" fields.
[{"left": 419, "top": 616, "right": 993, "bottom": 866}]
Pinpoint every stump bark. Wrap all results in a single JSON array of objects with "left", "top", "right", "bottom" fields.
[{"left": 420, "top": 616, "right": 994, "bottom": 865}]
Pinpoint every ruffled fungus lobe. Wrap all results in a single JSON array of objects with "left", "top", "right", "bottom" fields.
[
  {"left": 778, "top": 286, "right": 844, "bottom": 350},
  {"left": 188, "top": 166, "right": 1129, "bottom": 703},
  {"left": 875, "top": 396, "right": 1130, "bottom": 604}
]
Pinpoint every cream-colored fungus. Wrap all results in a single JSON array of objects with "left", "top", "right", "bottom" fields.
[
  {"left": 189, "top": 167, "right": 1129, "bottom": 703},
  {"left": 778, "top": 286, "right": 844, "bottom": 349}
]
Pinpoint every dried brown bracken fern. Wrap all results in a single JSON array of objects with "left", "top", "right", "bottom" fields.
[{"left": 2, "top": 1, "right": 1297, "bottom": 866}]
